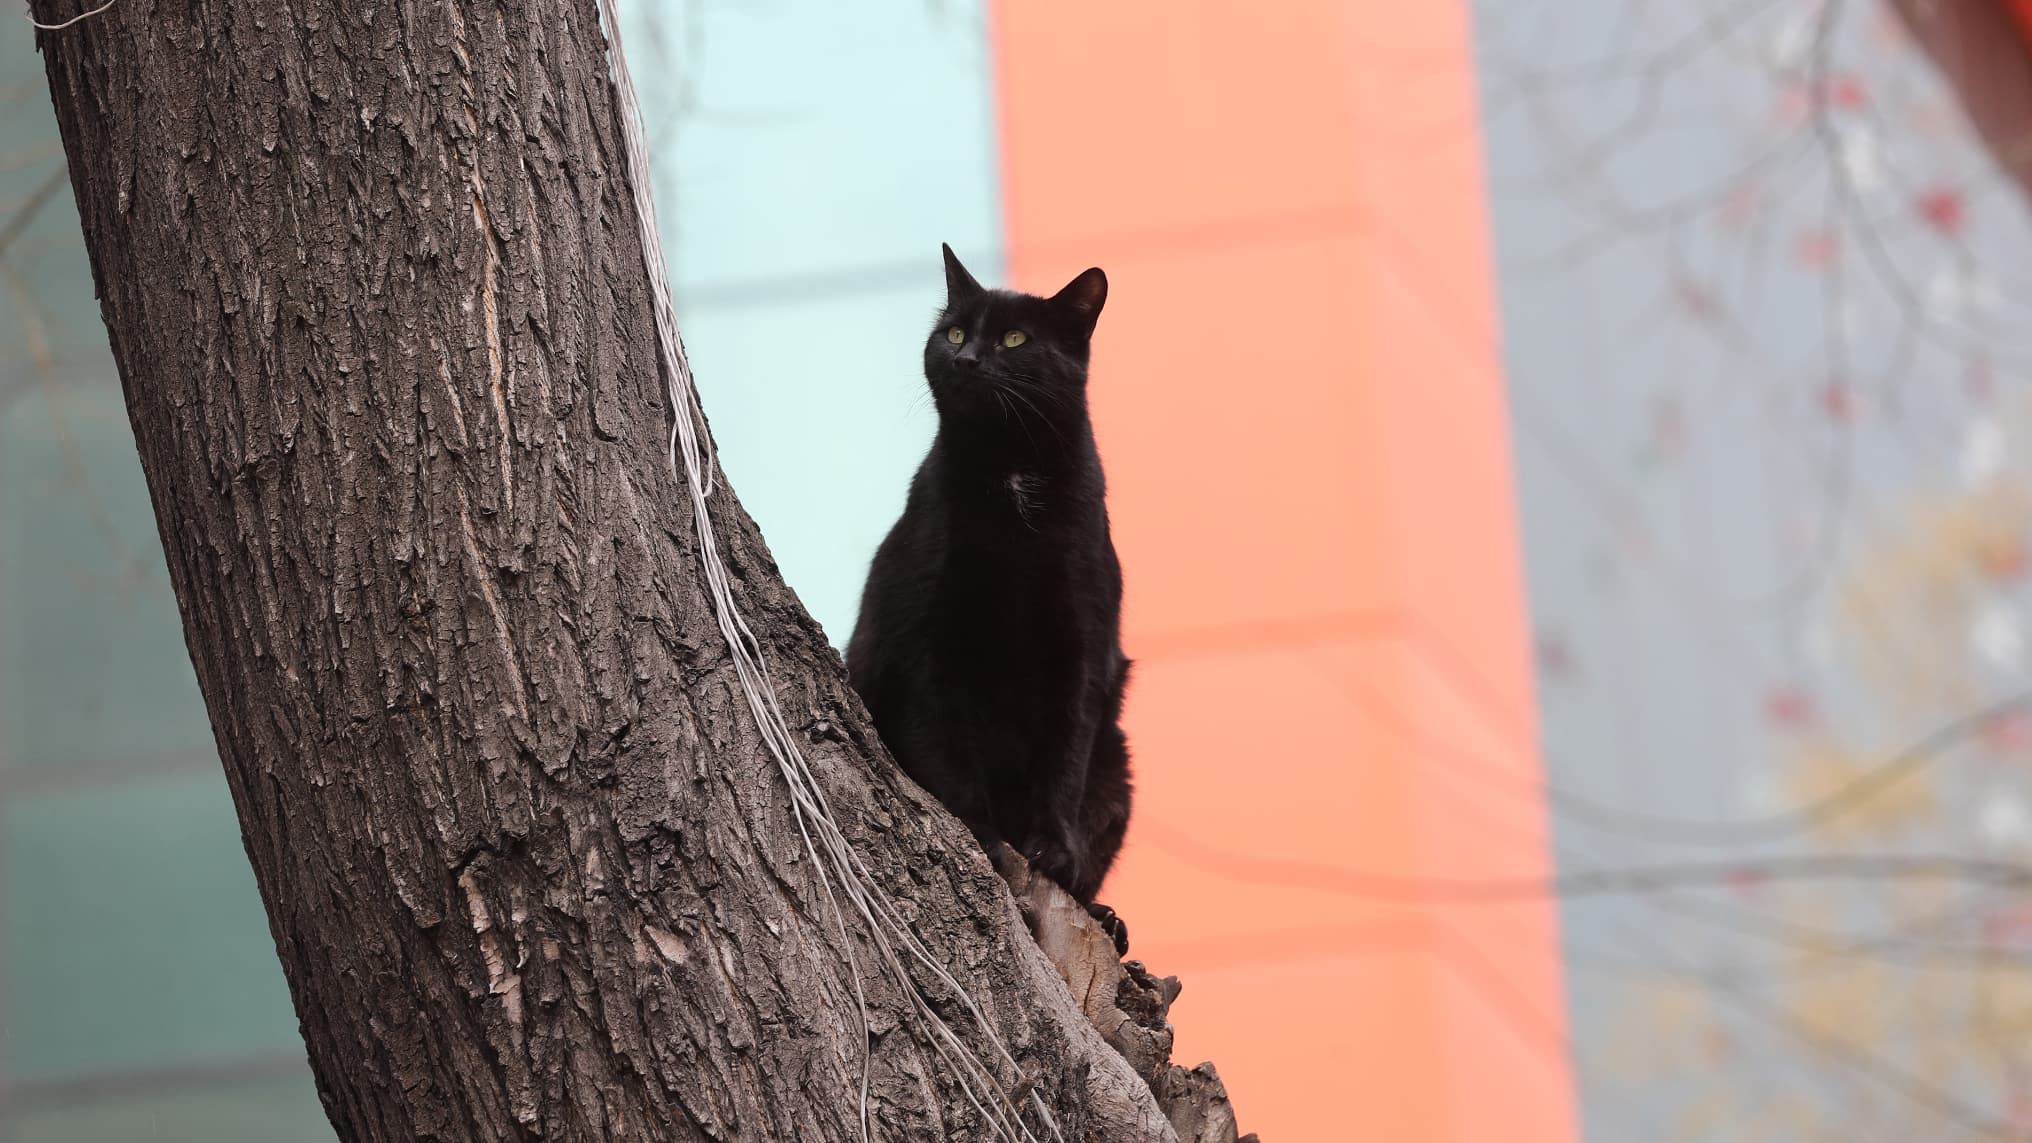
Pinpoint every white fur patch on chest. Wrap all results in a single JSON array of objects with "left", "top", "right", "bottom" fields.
[{"left": 1005, "top": 471, "right": 1042, "bottom": 523}]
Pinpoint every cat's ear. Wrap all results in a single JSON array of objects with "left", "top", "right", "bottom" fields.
[
  {"left": 942, "top": 243, "right": 984, "bottom": 303},
  {"left": 1049, "top": 267, "right": 1108, "bottom": 336}
]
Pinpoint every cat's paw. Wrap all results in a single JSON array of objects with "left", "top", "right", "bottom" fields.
[
  {"left": 1027, "top": 837, "right": 1085, "bottom": 897},
  {"left": 1085, "top": 901, "right": 1130, "bottom": 957}
]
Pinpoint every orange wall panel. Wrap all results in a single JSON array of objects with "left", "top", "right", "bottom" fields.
[{"left": 993, "top": 3, "right": 1577, "bottom": 1140}]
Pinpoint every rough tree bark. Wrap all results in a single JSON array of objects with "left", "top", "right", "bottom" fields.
[{"left": 29, "top": 1, "right": 1250, "bottom": 1140}]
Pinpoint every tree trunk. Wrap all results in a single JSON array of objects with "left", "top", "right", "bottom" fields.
[
  {"left": 1890, "top": 0, "right": 2032, "bottom": 204},
  {"left": 28, "top": 2, "right": 1244, "bottom": 1139}
]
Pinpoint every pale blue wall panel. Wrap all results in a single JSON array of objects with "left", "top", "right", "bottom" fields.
[{"left": 621, "top": 0, "right": 1005, "bottom": 640}]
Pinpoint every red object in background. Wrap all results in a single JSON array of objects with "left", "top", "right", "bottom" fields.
[
  {"left": 2012, "top": 1091, "right": 2032, "bottom": 1134},
  {"left": 1819, "top": 382, "right": 1857, "bottom": 423},
  {"left": 1720, "top": 183, "right": 1761, "bottom": 229},
  {"left": 1793, "top": 228, "right": 1840, "bottom": 268},
  {"left": 1670, "top": 275, "right": 1722, "bottom": 323},
  {"left": 1763, "top": 686, "right": 1817, "bottom": 730},
  {"left": 1827, "top": 72, "right": 1872, "bottom": 110},
  {"left": 1915, "top": 185, "right": 1968, "bottom": 235},
  {"left": 1983, "top": 540, "right": 2031, "bottom": 584},
  {"left": 1982, "top": 710, "right": 2032, "bottom": 752},
  {"left": 2014, "top": 0, "right": 2032, "bottom": 45},
  {"left": 1982, "top": 903, "right": 2032, "bottom": 948},
  {"left": 995, "top": 3, "right": 1574, "bottom": 1140}
]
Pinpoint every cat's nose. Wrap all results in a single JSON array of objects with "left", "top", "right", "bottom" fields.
[{"left": 953, "top": 353, "right": 980, "bottom": 370}]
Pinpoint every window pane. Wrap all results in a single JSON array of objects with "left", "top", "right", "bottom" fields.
[
  {"left": 12, "top": 1072, "right": 332, "bottom": 1143},
  {"left": 7, "top": 777, "right": 301, "bottom": 1080}
]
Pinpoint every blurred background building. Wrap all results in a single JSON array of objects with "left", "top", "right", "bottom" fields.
[{"left": 5, "top": 1, "right": 2032, "bottom": 1139}]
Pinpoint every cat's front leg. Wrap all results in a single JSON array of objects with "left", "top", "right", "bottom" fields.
[
  {"left": 1025, "top": 732, "right": 1094, "bottom": 895},
  {"left": 1024, "top": 816, "right": 1090, "bottom": 900}
]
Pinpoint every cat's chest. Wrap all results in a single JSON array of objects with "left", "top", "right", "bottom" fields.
[
  {"left": 1003, "top": 470, "right": 1043, "bottom": 523},
  {"left": 942, "top": 475, "right": 1105, "bottom": 571},
  {"left": 920, "top": 480, "right": 1112, "bottom": 663},
  {"left": 934, "top": 514, "right": 1104, "bottom": 627}
]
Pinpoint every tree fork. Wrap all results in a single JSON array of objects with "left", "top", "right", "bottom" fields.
[{"left": 28, "top": 1, "right": 1250, "bottom": 1140}]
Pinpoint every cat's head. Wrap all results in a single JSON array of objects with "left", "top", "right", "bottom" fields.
[{"left": 923, "top": 244, "right": 1107, "bottom": 423}]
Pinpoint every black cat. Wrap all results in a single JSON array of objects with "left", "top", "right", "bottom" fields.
[{"left": 847, "top": 244, "right": 1133, "bottom": 955}]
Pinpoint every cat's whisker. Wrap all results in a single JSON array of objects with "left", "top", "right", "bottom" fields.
[
  {"left": 998, "top": 384, "right": 1072, "bottom": 452},
  {"left": 1001, "top": 373, "right": 1076, "bottom": 414},
  {"left": 994, "top": 388, "right": 1049, "bottom": 455}
]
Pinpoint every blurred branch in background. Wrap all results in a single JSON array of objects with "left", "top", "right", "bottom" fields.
[{"left": 1340, "top": 1, "right": 2032, "bottom": 1138}]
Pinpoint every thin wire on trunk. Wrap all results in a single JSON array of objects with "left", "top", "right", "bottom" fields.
[{"left": 27, "top": 0, "right": 122, "bottom": 32}]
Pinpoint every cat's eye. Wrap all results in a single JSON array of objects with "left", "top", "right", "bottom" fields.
[
  {"left": 1002, "top": 330, "right": 1028, "bottom": 348},
  {"left": 946, "top": 327, "right": 966, "bottom": 345}
]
